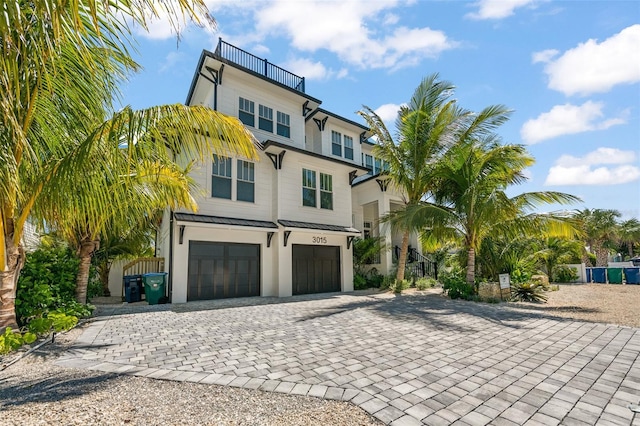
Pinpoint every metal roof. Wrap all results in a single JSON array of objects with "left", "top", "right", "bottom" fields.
[
  {"left": 278, "top": 219, "right": 359, "bottom": 233},
  {"left": 175, "top": 213, "right": 278, "bottom": 229}
]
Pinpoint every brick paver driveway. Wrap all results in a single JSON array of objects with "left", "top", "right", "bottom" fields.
[{"left": 57, "top": 291, "right": 640, "bottom": 425}]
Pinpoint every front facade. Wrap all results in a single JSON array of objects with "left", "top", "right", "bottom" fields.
[{"left": 157, "top": 39, "right": 422, "bottom": 303}]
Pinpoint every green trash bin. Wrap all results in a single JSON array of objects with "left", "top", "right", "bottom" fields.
[
  {"left": 606, "top": 268, "right": 623, "bottom": 284},
  {"left": 143, "top": 273, "right": 167, "bottom": 304}
]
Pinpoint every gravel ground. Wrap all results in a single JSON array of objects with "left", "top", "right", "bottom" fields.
[
  {"left": 0, "top": 327, "right": 381, "bottom": 426},
  {"left": 511, "top": 283, "right": 640, "bottom": 328}
]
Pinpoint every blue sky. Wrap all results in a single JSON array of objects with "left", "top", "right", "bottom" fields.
[{"left": 120, "top": 0, "right": 640, "bottom": 220}]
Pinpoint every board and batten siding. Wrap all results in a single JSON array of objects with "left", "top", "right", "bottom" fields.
[
  {"left": 276, "top": 151, "right": 353, "bottom": 227},
  {"left": 182, "top": 151, "right": 273, "bottom": 222}
]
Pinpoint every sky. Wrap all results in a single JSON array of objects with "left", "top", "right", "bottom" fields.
[{"left": 119, "top": 0, "right": 640, "bottom": 220}]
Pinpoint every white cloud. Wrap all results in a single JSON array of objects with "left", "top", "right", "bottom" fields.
[
  {"left": 281, "top": 58, "right": 348, "bottom": 81},
  {"left": 545, "top": 165, "right": 640, "bottom": 186},
  {"left": 466, "top": 0, "right": 539, "bottom": 20},
  {"left": 250, "top": 0, "right": 457, "bottom": 71},
  {"left": 159, "top": 51, "right": 186, "bottom": 73},
  {"left": 545, "top": 148, "right": 640, "bottom": 186},
  {"left": 374, "top": 103, "right": 403, "bottom": 122},
  {"left": 535, "top": 24, "right": 640, "bottom": 96},
  {"left": 531, "top": 49, "right": 558, "bottom": 64},
  {"left": 520, "top": 101, "right": 627, "bottom": 144},
  {"left": 556, "top": 148, "right": 637, "bottom": 167}
]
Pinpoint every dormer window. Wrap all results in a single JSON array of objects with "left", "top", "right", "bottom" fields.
[{"left": 239, "top": 97, "right": 255, "bottom": 127}]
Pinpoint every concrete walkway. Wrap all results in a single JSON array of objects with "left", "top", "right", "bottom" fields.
[{"left": 57, "top": 291, "right": 640, "bottom": 425}]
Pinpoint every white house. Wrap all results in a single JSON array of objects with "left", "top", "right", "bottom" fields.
[{"left": 157, "top": 39, "right": 432, "bottom": 303}]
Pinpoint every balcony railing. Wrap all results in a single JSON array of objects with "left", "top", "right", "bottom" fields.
[{"left": 214, "top": 38, "right": 305, "bottom": 93}]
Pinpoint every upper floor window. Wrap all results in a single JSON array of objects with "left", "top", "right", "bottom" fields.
[
  {"left": 344, "top": 135, "right": 354, "bottom": 160},
  {"left": 239, "top": 97, "right": 255, "bottom": 127},
  {"left": 302, "top": 169, "right": 316, "bottom": 207},
  {"left": 212, "top": 155, "right": 232, "bottom": 199},
  {"left": 320, "top": 173, "right": 333, "bottom": 210},
  {"left": 237, "top": 160, "right": 255, "bottom": 203},
  {"left": 277, "top": 112, "right": 290, "bottom": 138},
  {"left": 363, "top": 154, "right": 373, "bottom": 174},
  {"left": 374, "top": 158, "right": 382, "bottom": 174},
  {"left": 258, "top": 105, "right": 273, "bottom": 132},
  {"left": 331, "top": 131, "right": 342, "bottom": 157}
]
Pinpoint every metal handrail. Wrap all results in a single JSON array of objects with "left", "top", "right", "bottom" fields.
[{"left": 215, "top": 38, "right": 305, "bottom": 93}]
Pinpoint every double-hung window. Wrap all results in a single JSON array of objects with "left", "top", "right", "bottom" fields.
[
  {"left": 331, "top": 131, "right": 342, "bottom": 157},
  {"left": 320, "top": 173, "right": 333, "bottom": 210},
  {"left": 258, "top": 105, "right": 273, "bottom": 132},
  {"left": 238, "top": 97, "right": 255, "bottom": 127},
  {"left": 363, "top": 154, "right": 373, "bottom": 174},
  {"left": 374, "top": 158, "right": 382, "bottom": 174},
  {"left": 344, "top": 135, "right": 354, "bottom": 160},
  {"left": 212, "top": 155, "right": 232, "bottom": 199},
  {"left": 277, "top": 112, "right": 290, "bottom": 138},
  {"left": 237, "top": 160, "right": 255, "bottom": 202},
  {"left": 302, "top": 169, "right": 316, "bottom": 207}
]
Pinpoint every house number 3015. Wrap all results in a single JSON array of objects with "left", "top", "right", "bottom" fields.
[{"left": 312, "top": 236, "right": 327, "bottom": 244}]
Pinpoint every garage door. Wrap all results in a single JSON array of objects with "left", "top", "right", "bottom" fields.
[
  {"left": 188, "top": 241, "right": 260, "bottom": 301},
  {"left": 292, "top": 245, "right": 341, "bottom": 295}
]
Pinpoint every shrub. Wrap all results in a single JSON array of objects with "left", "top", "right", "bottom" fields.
[
  {"left": 441, "top": 270, "right": 475, "bottom": 300},
  {"left": 553, "top": 265, "right": 578, "bottom": 283},
  {"left": 354, "top": 273, "right": 368, "bottom": 290},
  {"left": 511, "top": 282, "right": 548, "bottom": 303},
  {"left": 390, "top": 279, "right": 411, "bottom": 294},
  {"left": 0, "top": 328, "right": 37, "bottom": 355},
  {"left": 415, "top": 277, "right": 437, "bottom": 290}
]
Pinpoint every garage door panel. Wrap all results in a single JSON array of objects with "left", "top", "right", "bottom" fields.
[
  {"left": 292, "top": 245, "right": 340, "bottom": 295},
  {"left": 188, "top": 241, "right": 260, "bottom": 301}
]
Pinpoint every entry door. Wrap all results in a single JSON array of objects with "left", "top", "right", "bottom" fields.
[
  {"left": 188, "top": 241, "right": 260, "bottom": 301},
  {"left": 292, "top": 245, "right": 341, "bottom": 295}
]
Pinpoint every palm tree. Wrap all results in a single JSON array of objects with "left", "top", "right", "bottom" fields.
[
  {"left": 0, "top": 1, "right": 252, "bottom": 329},
  {"left": 529, "top": 237, "right": 584, "bottom": 278},
  {"left": 575, "top": 209, "right": 621, "bottom": 266},
  {"left": 357, "top": 74, "right": 466, "bottom": 282},
  {"left": 618, "top": 218, "right": 640, "bottom": 259},
  {"left": 417, "top": 118, "right": 580, "bottom": 284}
]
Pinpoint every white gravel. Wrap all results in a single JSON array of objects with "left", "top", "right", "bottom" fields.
[{"left": 0, "top": 326, "right": 382, "bottom": 426}]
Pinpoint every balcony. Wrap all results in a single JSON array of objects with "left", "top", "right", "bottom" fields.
[{"left": 214, "top": 38, "right": 305, "bottom": 94}]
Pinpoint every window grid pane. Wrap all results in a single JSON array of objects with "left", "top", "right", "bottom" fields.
[
  {"left": 365, "top": 154, "right": 373, "bottom": 174},
  {"left": 213, "top": 155, "right": 232, "bottom": 177},
  {"left": 276, "top": 112, "right": 290, "bottom": 138},
  {"left": 239, "top": 97, "right": 255, "bottom": 127},
  {"left": 320, "top": 173, "right": 332, "bottom": 210},
  {"left": 302, "top": 169, "right": 317, "bottom": 207},
  {"left": 344, "top": 136, "right": 354, "bottom": 160},
  {"left": 331, "top": 131, "right": 342, "bottom": 157}
]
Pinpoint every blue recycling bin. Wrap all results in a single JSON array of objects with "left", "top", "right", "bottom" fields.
[
  {"left": 591, "top": 267, "right": 607, "bottom": 283},
  {"left": 123, "top": 274, "right": 142, "bottom": 302},
  {"left": 585, "top": 268, "right": 592, "bottom": 283},
  {"left": 623, "top": 267, "right": 640, "bottom": 284}
]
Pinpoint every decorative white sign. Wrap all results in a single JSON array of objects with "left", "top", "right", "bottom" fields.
[{"left": 499, "top": 273, "right": 511, "bottom": 289}]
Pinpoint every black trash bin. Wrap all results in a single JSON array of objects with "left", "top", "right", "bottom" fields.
[{"left": 123, "top": 274, "right": 142, "bottom": 303}]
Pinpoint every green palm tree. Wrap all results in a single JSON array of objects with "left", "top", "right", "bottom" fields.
[
  {"left": 0, "top": 1, "right": 254, "bottom": 329},
  {"left": 575, "top": 209, "right": 621, "bottom": 266},
  {"left": 618, "top": 218, "right": 640, "bottom": 259},
  {"left": 357, "top": 74, "right": 466, "bottom": 282},
  {"left": 417, "top": 120, "right": 580, "bottom": 284},
  {"left": 528, "top": 237, "right": 584, "bottom": 278}
]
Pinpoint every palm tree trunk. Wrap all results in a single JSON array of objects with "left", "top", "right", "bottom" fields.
[
  {"left": 0, "top": 226, "right": 25, "bottom": 331},
  {"left": 628, "top": 242, "right": 634, "bottom": 259},
  {"left": 466, "top": 247, "right": 475, "bottom": 284},
  {"left": 98, "top": 261, "right": 111, "bottom": 297},
  {"left": 396, "top": 231, "right": 410, "bottom": 282},
  {"left": 592, "top": 241, "right": 608, "bottom": 267},
  {"left": 75, "top": 238, "right": 99, "bottom": 304}
]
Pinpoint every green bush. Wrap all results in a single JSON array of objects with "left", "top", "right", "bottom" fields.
[
  {"left": 16, "top": 245, "right": 80, "bottom": 324},
  {"left": 354, "top": 273, "right": 368, "bottom": 290},
  {"left": 441, "top": 270, "right": 475, "bottom": 300},
  {"left": 552, "top": 265, "right": 578, "bottom": 283},
  {"left": 415, "top": 277, "right": 437, "bottom": 290},
  {"left": 390, "top": 279, "right": 411, "bottom": 294},
  {"left": 511, "top": 282, "right": 548, "bottom": 303}
]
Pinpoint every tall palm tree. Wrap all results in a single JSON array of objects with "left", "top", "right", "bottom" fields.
[
  {"left": 575, "top": 209, "right": 621, "bottom": 266},
  {"left": 416, "top": 120, "right": 580, "bottom": 284},
  {"left": 618, "top": 218, "right": 640, "bottom": 259},
  {"left": 0, "top": 1, "right": 253, "bottom": 329},
  {"left": 357, "top": 74, "right": 466, "bottom": 282}
]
